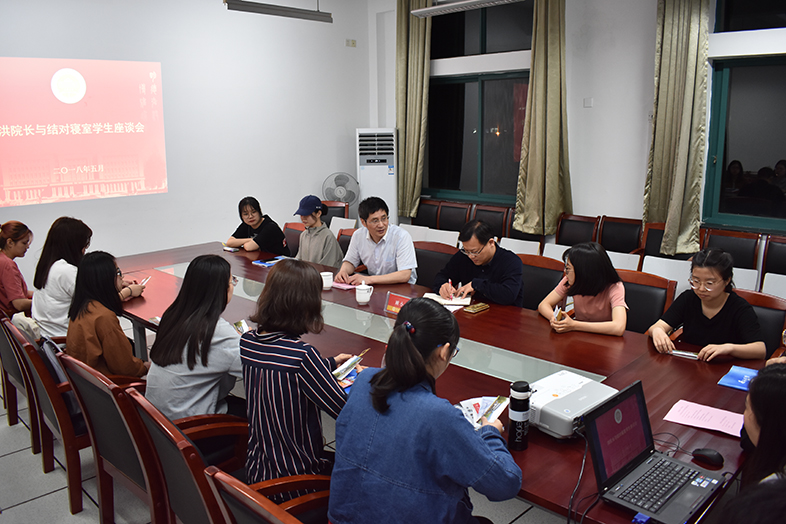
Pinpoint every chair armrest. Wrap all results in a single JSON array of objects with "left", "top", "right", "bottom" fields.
[
  {"left": 108, "top": 375, "right": 147, "bottom": 392},
  {"left": 38, "top": 336, "right": 67, "bottom": 345},
  {"left": 175, "top": 413, "right": 247, "bottom": 429},
  {"left": 669, "top": 328, "right": 683, "bottom": 342},
  {"left": 355, "top": 264, "right": 368, "bottom": 274},
  {"left": 770, "top": 347, "right": 785, "bottom": 359},
  {"left": 55, "top": 381, "right": 72, "bottom": 394},
  {"left": 279, "top": 490, "right": 330, "bottom": 515},
  {"left": 631, "top": 247, "right": 644, "bottom": 255},
  {"left": 251, "top": 474, "right": 331, "bottom": 497}
]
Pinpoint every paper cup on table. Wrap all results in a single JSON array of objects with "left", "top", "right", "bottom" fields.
[
  {"left": 320, "top": 272, "right": 333, "bottom": 290},
  {"left": 355, "top": 282, "right": 374, "bottom": 305}
]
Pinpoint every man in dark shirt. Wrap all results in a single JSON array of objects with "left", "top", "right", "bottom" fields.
[{"left": 433, "top": 220, "right": 525, "bottom": 307}]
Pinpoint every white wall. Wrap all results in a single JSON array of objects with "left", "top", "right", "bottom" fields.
[
  {"left": 1, "top": 0, "right": 375, "bottom": 282},
  {"left": 565, "top": 0, "right": 657, "bottom": 220}
]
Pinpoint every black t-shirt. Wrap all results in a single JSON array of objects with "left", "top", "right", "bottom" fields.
[
  {"left": 661, "top": 290, "right": 763, "bottom": 349},
  {"left": 232, "top": 215, "right": 290, "bottom": 256}
]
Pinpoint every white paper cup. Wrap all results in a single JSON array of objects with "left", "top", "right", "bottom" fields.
[{"left": 320, "top": 272, "right": 333, "bottom": 290}]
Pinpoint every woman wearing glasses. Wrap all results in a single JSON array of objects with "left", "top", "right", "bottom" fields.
[
  {"left": 66, "top": 251, "right": 148, "bottom": 377},
  {"left": 145, "top": 255, "right": 245, "bottom": 420},
  {"left": 538, "top": 242, "right": 628, "bottom": 336},
  {"left": 648, "top": 248, "right": 766, "bottom": 361},
  {"left": 225, "top": 196, "right": 290, "bottom": 256},
  {"left": 328, "top": 298, "right": 522, "bottom": 524}
]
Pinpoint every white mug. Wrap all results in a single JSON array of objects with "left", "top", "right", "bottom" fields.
[
  {"left": 320, "top": 271, "right": 333, "bottom": 290},
  {"left": 355, "top": 282, "right": 374, "bottom": 305}
]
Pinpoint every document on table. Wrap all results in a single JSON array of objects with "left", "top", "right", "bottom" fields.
[
  {"left": 663, "top": 399, "right": 743, "bottom": 437},
  {"left": 423, "top": 292, "right": 471, "bottom": 306}
]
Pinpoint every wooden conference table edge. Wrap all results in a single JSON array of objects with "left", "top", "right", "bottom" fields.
[{"left": 117, "top": 242, "right": 756, "bottom": 524}]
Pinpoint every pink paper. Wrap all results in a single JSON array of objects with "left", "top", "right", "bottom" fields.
[
  {"left": 663, "top": 399, "right": 743, "bottom": 437},
  {"left": 332, "top": 282, "right": 356, "bottom": 290}
]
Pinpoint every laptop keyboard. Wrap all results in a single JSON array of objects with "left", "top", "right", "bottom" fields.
[{"left": 618, "top": 459, "right": 699, "bottom": 513}]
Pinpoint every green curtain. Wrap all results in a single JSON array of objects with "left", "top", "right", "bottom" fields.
[
  {"left": 396, "top": 0, "right": 432, "bottom": 218},
  {"left": 643, "top": 0, "right": 709, "bottom": 255},
  {"left": 512, "top": 0, "right": 571, "bottom": 236}
]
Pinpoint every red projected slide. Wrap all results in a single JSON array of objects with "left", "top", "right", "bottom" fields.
[{"left": 0, "top": 57, "right": 167, "bottom": 208}]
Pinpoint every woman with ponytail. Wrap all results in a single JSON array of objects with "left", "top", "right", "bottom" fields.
[
  {"left": 0, "top": 221, "right": 34, "bottom": 316},
  {"left": 328, "top": 298, "right": 522, "bottom": 524}
]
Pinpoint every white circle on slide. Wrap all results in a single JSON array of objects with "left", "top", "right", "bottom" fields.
[
  {"left": 614, "top": 408, "right": 623, "bottom": 424},
  {"left": 51, "top": 68, "right": 87, "bottom": 104}
]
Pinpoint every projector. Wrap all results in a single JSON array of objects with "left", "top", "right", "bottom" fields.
[{"left": 529, "top": 370, "right": 618, "bottom": 439}]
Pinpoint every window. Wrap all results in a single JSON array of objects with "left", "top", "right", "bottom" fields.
[
  {"left": 424, "top": 3, "right": 533, "bottom": 205},
  {"left": 715, "top": 0, "right": 786, "bottom": 32}
]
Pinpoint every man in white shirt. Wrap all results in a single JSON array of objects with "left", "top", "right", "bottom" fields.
[{"left": 335, "top": 197, "right": 418, "bottom": 285}]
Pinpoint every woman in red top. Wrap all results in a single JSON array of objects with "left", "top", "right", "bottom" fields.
[{"left": 0, "top": 221, "right": 34, "bottom": 316}]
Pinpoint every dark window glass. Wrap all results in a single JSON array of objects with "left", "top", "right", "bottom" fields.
[
  {"left": 717, "top": 0, "right": 786, "bottom": 32},
  {"left": 482, "top": 77, "right": 528, "bottom": 195},
  {"left": 426, "top": 82, "right": 479, "bottom": 191},
  {"left": 717, "top": 63, "right": 786, "bottom": 219},
  {"left": 430, "top": 3, "right": 533, "bottom": 59}
]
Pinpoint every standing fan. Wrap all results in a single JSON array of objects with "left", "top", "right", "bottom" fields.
[{"left": 322, "top": 172, "right": 360, "bottom": 205}]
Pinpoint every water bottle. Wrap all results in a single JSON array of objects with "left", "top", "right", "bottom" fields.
[{"left": 508, "top": 381, "right": 531, "bottom": 451}]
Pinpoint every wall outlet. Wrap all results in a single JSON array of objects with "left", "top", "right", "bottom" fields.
[{"left": 345, "top": 39, "right": 356, "bottom": 48}]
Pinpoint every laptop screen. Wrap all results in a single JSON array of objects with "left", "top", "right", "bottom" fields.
[{"left": 584, "top": 381, "right": 655, "bottom": 489}]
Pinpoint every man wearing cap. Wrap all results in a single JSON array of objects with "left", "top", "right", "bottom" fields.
[
  {"left": 293, "top": 195, "right": 344, "bottom": 268},
  {"left": 335, "top": 196, "right": 418, "bottom": 285}
]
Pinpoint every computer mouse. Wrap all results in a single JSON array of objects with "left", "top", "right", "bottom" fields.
[{"left": 692, "top": 448, "right": 724, "bottom": 468}]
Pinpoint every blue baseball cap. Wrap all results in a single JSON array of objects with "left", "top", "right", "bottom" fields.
[{"left": 294, "top": 195, "right": 323, "bottom": 216}]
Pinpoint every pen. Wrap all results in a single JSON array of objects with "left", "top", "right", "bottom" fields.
[{"left": 449, "top": 279, "right": 453, "bottom": 299}]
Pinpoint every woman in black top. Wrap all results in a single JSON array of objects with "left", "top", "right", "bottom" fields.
[
  {"left": 225, "top": 196, "right": 289, "bottom": 256},
  {"left": 648, "top": 248, "right": 766, "bottom": 361}
]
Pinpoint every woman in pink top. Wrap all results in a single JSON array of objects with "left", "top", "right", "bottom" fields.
[
  {"left": 538, "top": 242, "right": 627, "bottom": 336},
  {"left": 0, "top": 221, "right": 34, "bottom": 316}
]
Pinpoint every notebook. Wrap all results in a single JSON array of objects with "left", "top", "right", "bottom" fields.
[{"left": 582, "top": 381, "right": 725, "bottom": 524}]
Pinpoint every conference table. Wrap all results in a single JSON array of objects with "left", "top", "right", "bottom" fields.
[{"left": 117, "top": 242, "right": 761, "bottom": 524}]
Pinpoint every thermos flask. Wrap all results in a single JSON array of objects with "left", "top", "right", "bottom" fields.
[{"left": 508, "top": 381, "right": 531, "bottom": 451}]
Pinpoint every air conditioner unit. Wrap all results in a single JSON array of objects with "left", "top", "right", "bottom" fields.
[{"left": 356, "top": 128, "right": 398, "bottom": 224}]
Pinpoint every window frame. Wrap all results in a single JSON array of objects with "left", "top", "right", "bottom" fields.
[
  {"left": 423, "top": 70, "right": 530, "bottom": 206},
  {"left": 702, "top": 56, "right": 786, "bottom": 234}
]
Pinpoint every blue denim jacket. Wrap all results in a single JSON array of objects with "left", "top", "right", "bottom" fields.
[{"left": 328, "top": 369, "right": 522, "bottom": 524}]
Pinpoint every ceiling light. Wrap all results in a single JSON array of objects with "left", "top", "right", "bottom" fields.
[
  {"left": 224, "top": 0, "right": 333, "bottom": 23},
  {"left": 412, "top": 0, "right": 526, "bottom": 18}
]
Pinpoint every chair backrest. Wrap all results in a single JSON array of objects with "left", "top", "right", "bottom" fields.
[
  {"left": 329, "top": 217, "right": 357, "bottom": 239},
  {"left": 542, "top": 243, "right": 569, "bottom": 262},
  {"left": 321, "top": 201, "right": 349, "bottom": 227},
  {"left": 413, "top": 242, "right": 458, "bottom": 288},
  {"left": 762, "top": 235, "right": 786, "bottom": 277},
  {"left": 472, "top": 205, "right": 508, "bottom": 240},
  {"left": 616, "top": 270, "right": 676, "bottom": 334},
  {"left": 499, "top": 237, "right": 540, "bottom": 256},
  {"left": 641, "top": 256, "right": 693, "bottom": 297},
  {"left": 437, "top": 201, "right": 471, "bottom": 231},
  {"left": 607, "top": 251, "right": 642, "bottom": 271},
  {"left": 204, "top": 466, "right": 310, "bottom": 524},
  {"left": 762, "top": 272, "right": 786, "bottom": 299},
  {"left": 58, "top": 353, "right": 157, "bottom": 505},
  {"left": 126, "top": 388, "right": 225, "bottom": 524},
  {"left": 555, "top": 213, "right": 599, "bottom": 246},
  {"left": 412, "top": 199, "right": 440, "bottom": 228},
  {"left": 282, "top": 223, "right": 305, "bottom": 258},
  {"left": 702, "top": 229, "right": 761, "bottom": 270},
  {"left": 518, "top": 255, "right": 565, "bottom": 311},
  {"left": 733, "top": 289, "right": 786, "bottom": 358},
  {"left": 425, "top": 228, "right": 459, "bottom": 247},
  {"left": 598, "top": 216, "right": 642, "bottom": 254},
  {"left": 640, "top": 223, "right": 695, "bottom": 261},
  {"left": 399, "top": 223, "right": 429, "bottom": 242},
  {"left": 0, "top": 316, "right": 27, "bottom": 396},
  {"left": 505, "top": 208, "right": 544, "bottom": 243},
  {"left": 337, "top": 228, "right": 356, "bottom": 255}
]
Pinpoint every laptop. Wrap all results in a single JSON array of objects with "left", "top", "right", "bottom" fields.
[{"left": 581, "top": 381, "right": 725, "bottom": 524}]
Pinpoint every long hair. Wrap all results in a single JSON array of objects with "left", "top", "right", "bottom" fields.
[
  {"left": 33, "top": 217, "right": 92, "bottom": 290},
  {"left": 69, "top": 251, "right": 123, "bottom": 320},
  {"left": 692, "top": 248, "right": 735, "bottom": 292},
  {"left": 249, "top": 258, "right": 323, "bottom": 336},
  {"left": 150, "top": 255, "right": 231, "bottom": 370},
  {"left": 563, "top": 242, "right": 621, "bottom": 296},
  {"left": 370, "top": 298, "right": 460, "bottom": 413},
  {"left": 0, "top": 221, "right": 31, "bottom": 251},
  {"left": 743, "top": 363, "right": 786, "bottom": 486}
]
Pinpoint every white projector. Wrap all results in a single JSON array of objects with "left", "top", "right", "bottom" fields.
[{"left": 529, "top": 370, "right": 618, "bottom": 439}]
